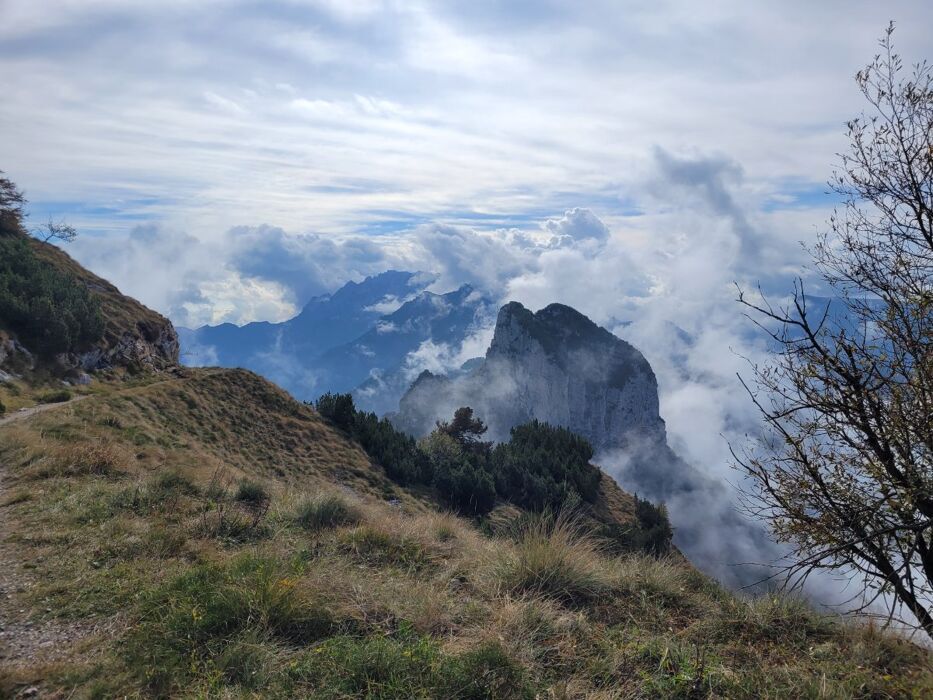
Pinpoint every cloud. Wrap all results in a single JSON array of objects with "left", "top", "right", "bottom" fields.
[
  {"left": 543, "top": 207, "right": 610, "bottom": 246},
  {"left": 5, "top": 0, "right": 931, "bottom": 244}
]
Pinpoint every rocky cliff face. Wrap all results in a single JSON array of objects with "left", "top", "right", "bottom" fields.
[
  {"left": 394, "top": 301, "right": 666, "bottom": 452},
  {"left": 68, "top": 319, "right": 179, "bottom": 372}
]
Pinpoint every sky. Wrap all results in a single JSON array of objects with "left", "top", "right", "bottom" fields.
[
  {"left": 3, "top": 0, "right": 931, "bottom": 603},
  {"left": 2, "top": 1, "right": 931, "bottom": 329}
]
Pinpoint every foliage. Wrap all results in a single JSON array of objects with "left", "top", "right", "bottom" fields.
[
  {"left": 315, "top": 392, "right": 432, "bottom": 485},
  {"left": 436, "top": 406, "right": 489, "bottom": 451},
  {"left": 737, "top": 26, "right": 933, "bottom": 639},
  {"left": 490, "top": 420, "right": 600, "bottom": 511},
  {"left": 0, "top": 233, "right": 103, "bottom": 357},
  {"left": 314, "top": 391, "right": 356, "bottom": 431},
  {"left": 0, "top": 170, "right": 25, "bottom": 225},
  {"left": 421, "top": 430, "right": 496, "bottom": 514},
  {"left": 317, "top": 397, "right": 605, "bottom": 518},
  {"left": 602, "top": 494, "right": 673, "bottom": 557}
]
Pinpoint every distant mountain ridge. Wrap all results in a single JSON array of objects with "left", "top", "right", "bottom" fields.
[{"left": 179, "top": 271, "right": 493, "bottom": 409}]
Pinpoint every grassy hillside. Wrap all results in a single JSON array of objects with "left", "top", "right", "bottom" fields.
[
  {"left": 0, "top": 219, "right": 176, "bottom": 373},
  {"left": 1, "top": 368, "right": 931, "bottom": 698},
  {"left": 27, "top": 236, "right": 173, "bottom": 356}
]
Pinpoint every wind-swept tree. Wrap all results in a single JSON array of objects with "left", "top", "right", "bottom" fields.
[
  {"left": 0, "top": 171, "right": 26, "bottom": 227},
  {"left": 737, "top": 25, "right": 933, "bottom": 638}
]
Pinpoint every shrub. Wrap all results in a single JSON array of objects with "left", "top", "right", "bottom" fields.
[
  {"left": 601, "top": 495, "right": 673, "bottom": 557},
  {"left": 295, "top": 493, "right": 361, "bottom": 531},
  {"left": 494, "top": 515, "right": 611, "bottom": 605},
  {"left": 315, "top": 392, "right": 356, "bottom": 431},
  {"left": 0, "top": 233, "right": 103, "bottom": 356},
  {"left": 490, "top": 421, "right": 600, "bottom": 511},
  {"left": 38, "top": 388, "right": 72, "bottom": 404},
  {"left": 314, "top": 393, "right": 432, "bottom": 485},
  {"left": 235, "top": 479, "right": 269, "bottom": 506},
  {"left": 422, "top": 431, "right": 497, "bottom": 514},
  {"left": 126, "top": 555, "right": 333, "bottom": 695}
]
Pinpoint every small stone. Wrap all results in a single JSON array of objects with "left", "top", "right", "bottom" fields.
[{"left": 22, "top": 687, "right": 39, "bottom": 697}]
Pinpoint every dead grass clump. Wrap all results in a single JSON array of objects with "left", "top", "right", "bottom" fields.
[
  {"left": 196, "top": 468, "right": 270, "bottom": 542},
  {"left": 31, "top": 440, "right": 126, "bottom": 479},
  {"left": 491, "top": 515, "right": 612, "bottom": 605}
]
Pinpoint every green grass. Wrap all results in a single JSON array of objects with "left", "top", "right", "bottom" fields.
[
  {"left": 1, "top": 370, "right": 931, "bottom": 699},
  {"left": 294, "top": 492, "right": 362, "bottom": 531},
  {"left": 339, "top": 524, "right": 430, "bottom": 569},
  {"left": 125, "top": 554, "right": 334, "bottom": 696},
  {"left": 38, "top": 388, "right": 72, "bottom": 404},
  {"left": 288, "top": 634, "right": 531, "bottom": 700}
]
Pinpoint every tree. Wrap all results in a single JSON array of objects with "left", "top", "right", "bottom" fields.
[
  {"left": 36, "top": 218, "right": 78, "bottom": 244},
  {"left": 736, "top": 25, "right": 933, "bottom": 638},
  {"left": 0, "top": 171, "right": 26, "bottom": 227},
  {"left": 436, "top": 407, "right": 489, "bottom": 451}
]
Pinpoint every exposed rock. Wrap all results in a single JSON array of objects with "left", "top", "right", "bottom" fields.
[
  {"left": 64, "top": 320, "right": 180, "bottom": 372},
  {"left": 0, "top": 335, "right": 34, "bottom": 374},
  {"left": 393, "top": 300, "right": 782, "bottom": 588},
  {"left": 394, "top": 301, "right": 665, "bottom": 452}
]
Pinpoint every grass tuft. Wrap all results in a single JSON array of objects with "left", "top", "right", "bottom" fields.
[
  {"left": 38, "top": 388, "right": 72, "bottom": 404},
  {"left": 235, "top": 479, "right": 269, "bottom": 505},
  {"left": 339, "top": 524, "right": 430, "bottom": 569},
  {"left": 492, "top": 514, "right": 611, "bottom": 605},
  {"left": 294, "top": 493, "right": 362, "bottom": 531}
]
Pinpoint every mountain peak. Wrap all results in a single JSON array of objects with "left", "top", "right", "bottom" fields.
[{"left": 396, "top": 300, "right": 664, "bottom": 452}]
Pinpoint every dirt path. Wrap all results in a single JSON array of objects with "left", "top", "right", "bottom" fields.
[
  {"left": 0, "top": 395, "right": 89, "bottom": 427},
  {"left": 0, "top": 393, "right": 109, "bottom": 690}
]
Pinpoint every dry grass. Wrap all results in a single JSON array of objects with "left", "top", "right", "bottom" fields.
[
  {"left": 1, "top": 368, "right": 931, "bottom": 698},
  {"left": 490, "top": 513, "right": 614, "bottom": 604},
  {"left": 27, "top": 440, "right": 127, "bottom": 479}
]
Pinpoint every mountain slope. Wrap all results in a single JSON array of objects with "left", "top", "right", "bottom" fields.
[
  {"left": 1, "top": 233, "right": 929, "bottom": 697},
  {"left": 0, "top": 223, "right": 178, "bottom": 376},
  {"left": 1, "top": 367, "right": 931, "bottom": 698}
]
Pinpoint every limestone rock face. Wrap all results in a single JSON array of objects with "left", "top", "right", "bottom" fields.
[
  {"left": 394, "top": 301, "right": 665, "bottom": 452},
  {"left": 69, "top": 319, "right": 180, "bottom": 372}
]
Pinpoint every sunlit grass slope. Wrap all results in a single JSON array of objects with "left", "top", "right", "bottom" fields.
[{"left": 0, "top": 368, "right": 931, "bottom": 698}]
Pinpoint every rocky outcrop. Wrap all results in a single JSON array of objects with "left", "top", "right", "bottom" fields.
[
  {"left": 64, "top": 320, "right": 179, "bottom": 372},
  {"left": 0, "top": 232, "right": 180, "bottom": 377},
  {"left": 394, "top": 301, "right": 666, "bottom": 452}
]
